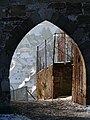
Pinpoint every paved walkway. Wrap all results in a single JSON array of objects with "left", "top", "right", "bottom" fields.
[{"left": 11, "top": 97, "right": 90, "bottom": 120}]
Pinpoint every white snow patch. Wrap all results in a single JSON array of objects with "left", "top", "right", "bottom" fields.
[
  {"left": 45, "top": 96, "right": 72, "bottom": 102},
  {"left": 32, "top": 85, "right": 36, "bottom": 93},
  {"left": 59, "top": 96, "right": 72, "bottom": 100},
  {"left": 44, "top": 96, "right": 90, "bottom": 113},
  {"left": 68, "top": 15, "right": 78, "bottom": 21}
]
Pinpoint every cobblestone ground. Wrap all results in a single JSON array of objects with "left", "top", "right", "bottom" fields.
[{"left": 11, "top": 97, "right": 90, "bottom": 120}]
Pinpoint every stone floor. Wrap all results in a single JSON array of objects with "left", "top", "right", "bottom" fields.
[{"left": 11, "top": 96, "right": 90, "bottom": 120}]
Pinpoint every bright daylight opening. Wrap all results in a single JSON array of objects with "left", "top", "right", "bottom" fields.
[{"left": 9, "top": 20, "right": 86, "bottom": 104}]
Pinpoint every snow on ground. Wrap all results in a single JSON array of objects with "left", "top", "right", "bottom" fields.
[
  {"left": 44, "top": 96, "right": 90, "bottom": 113},
  {"left": 0, "top": 114, "right": 31, "bottom": 120}
]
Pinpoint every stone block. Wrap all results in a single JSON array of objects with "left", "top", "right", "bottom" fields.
[
  {"left": 48, "top": 2, "right": 66, "bottom": 9},
  {"left": 39, "top": 8, "right": 53, "bottom": 21},
  {"left": 51, "top": 14, "right": 69, "bottom": 30},
  {"left": 77, "top": 15, "right": 90, "bottom": 24},
  {"left": 77, "top": 35, "right": 90, "bottom": 47},
  {"left": 30, "top": 11, "right": 42, "bottom": 25},
  {"left": 0, "top": 0, "right": 9, "bottom": 6},
  {"left": 1, "top": 80, "right": 10, "bottom": 92},
  {"left": 0, "top": 7, "right": 6, "bottom": 18},
  {"left": 10, "top": 0, "right": 28, "bottom": 4},
  {"left": 64, "top": 20, "right": 77, "bottom": 34},
  {"left": 51, "top": 11, "right": 61, "bottom": 24},
  {"left": 80, "top": 41, "right": 90, "bottom": 51},
  {"left": 82, "top": 47, "right": 90, "bottom": 62},
  {"left": 84, "top": 25, "right": 90, "bottom": 33},
  {"left": 72, "top": 28, "right": 85, "bottom": 44},
  {"left": 83, "top": 3, "right": 90, "bottom": 14},
  {"left": 66, "top": 0, "right": 89, "bottom": 2},
  {"left": 9, "top": 5, "right": 26, "bottom": 16},
  {"left": 20, "top": 18, "right": 34, "bottom": 35},
  {"left": 66, "top": 2, "right": 82, "bottom": 15},
  {"left": 10, "top": 25, "right": 22, "bottom": 38}
]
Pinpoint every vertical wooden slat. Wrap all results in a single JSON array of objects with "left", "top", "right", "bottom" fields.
[
  {"left": 45, "top": 39, "right": 47, "bottom": 68},
  {"left": 36, "top": 46, "right": 39, "bottom": 73},
  {"left": 53, "top": 33, "right": 56, "bottom": 65}
]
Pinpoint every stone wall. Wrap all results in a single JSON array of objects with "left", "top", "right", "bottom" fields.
[
  {"left": 36, "top": 63, "right": 72, "bottom": 100},
  {"left": 72, "top": 43, "right": 86, "bottom": 105},
  {"left": 36, "top": 66, "right": 53, "bottom": 100}
]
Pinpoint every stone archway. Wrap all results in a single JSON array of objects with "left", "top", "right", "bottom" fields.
[{"left": 0, "top": 9, "right": 90, "bottom": 105}]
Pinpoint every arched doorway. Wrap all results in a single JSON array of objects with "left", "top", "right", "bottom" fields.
[
  {"left": 9, "top": 20, "right": 86, "bottom": 105},
  {"left": 1, "top": 11, "right": 89, "bottom": 105}
]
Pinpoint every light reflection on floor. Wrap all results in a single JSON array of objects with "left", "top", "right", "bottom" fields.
[{"left": 0, "top": 114, "right": 31, "bottom": 120}]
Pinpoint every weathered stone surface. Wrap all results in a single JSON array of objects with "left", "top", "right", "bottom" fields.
[
  {"left": 39, "top": 8, "right": 53, "bottom": 21},
  {"left": 72, "top": 28, "right": 85, "bottom": 44},
  {"left": 37, "top": 63, "right": 72, "bottom": 100},
  {"left": 37, "top": 66, "right": 53, "bottom": 99},
  {"left": 63, "top": 20, "right": 77, "bottom": 34},
  {"left": 66, "top": 3, "right": 82, "bottom": 15},
  {"left": 1, "top": 80, "right": 10, "bottom": 92},
  {"left": 83, "top": 3, "right": 90, "bottom": 14},
  {"left": 52, "top": 14, "right": 69, "bottom": 29},
  {"left": 77, "top": 15, "right": 90, "bottom": 24},
  {"left": 9, "top": 5, "right": 26, "bottom": 16},
  {"left": 48, "top": 2, "right": 66, "bottom": 9}
]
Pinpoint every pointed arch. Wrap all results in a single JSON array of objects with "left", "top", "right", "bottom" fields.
[{"left": 3, "top": 9, "right": 90, "bottom": 105}]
